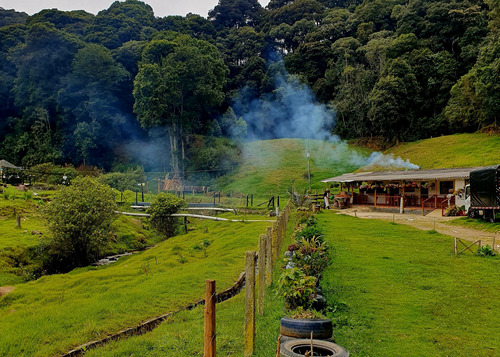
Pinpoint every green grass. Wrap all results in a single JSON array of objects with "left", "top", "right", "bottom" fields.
[
  {"left": 385, "top": 133, "right": 500, "bottom": 169},
  {"left": 83, "top": 212, "right": 296, "bottom": 357},
  {"left": 447, "top": 216, "right": 500, "bottom": 234},
  {"left": 218, "top": 139, "right": 368, "bottom": 197},
  {"left": 80, "top": 210, "right": 500, "bottom": 357},
  {"left": 0, "top": 217, "right": 270, "bottom": 356},
  {"left": 319, "top": 213, "right": 500, "bottom": 356}
]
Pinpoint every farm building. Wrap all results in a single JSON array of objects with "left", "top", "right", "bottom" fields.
[
  {"left": 0, "top": 159, "right": 23, "bottom": 184},
  {"left": 321, "top": 166, "right": 487, "bottom": 214}
]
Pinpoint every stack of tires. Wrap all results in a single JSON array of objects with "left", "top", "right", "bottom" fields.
[{"left": 279, "top": 317, "right": 349, "bottom": 357}]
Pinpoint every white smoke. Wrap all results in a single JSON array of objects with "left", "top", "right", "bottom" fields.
[{"left": 233, "top": 66, "right": 419, "bottom": 171}]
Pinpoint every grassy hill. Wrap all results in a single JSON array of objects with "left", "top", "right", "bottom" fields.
[
  {"left": 214, "top": 134, "right": 499, "bottom": 198},
  {"left": 385, "top": 133, "right": 500, "bottom": 169},
  {"left": 216, "top": 138, "right": 369, "bottom": 197}
]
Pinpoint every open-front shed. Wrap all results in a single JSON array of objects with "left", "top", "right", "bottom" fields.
[{"left": 321, "top": 166, "right": 484, "bottom": 214}]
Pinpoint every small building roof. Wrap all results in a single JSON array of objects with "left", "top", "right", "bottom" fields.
[
  {"left": 0, "top": 160, "right": 21, "bottom": 170},
  {"left": 321, "top": 166, "right": 488, "bottom": 183}
]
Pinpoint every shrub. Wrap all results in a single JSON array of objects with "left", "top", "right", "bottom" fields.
[
  {"left": 297, "top": 226, "right": 324, "bottom": 243},
  {"left": 477, "top": 245, "right": 496, "bottom": 257},
  {"left": 277, "top": 267, "right": 317, "bottom": 310},
  {"left": 147, "top": 193, "right": 186, "bottom": 238},
  {"left": 292, "top": 237, "right": 329, "bottom": 280},
  {"left": 44, "top": 177, "right": 117, "bottom": 271}
]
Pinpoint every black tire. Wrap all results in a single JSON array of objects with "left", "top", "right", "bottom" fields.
[
  {"left": 280, "top": 339, "right": 349, "bottom": 357},
  {"left": 280, "top": 317, "right": 332, "bottom": 339},
  {"left": 468, "top": 209, "right": 476, "bottom": 218}
]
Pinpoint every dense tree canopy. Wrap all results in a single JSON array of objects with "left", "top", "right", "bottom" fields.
[{"left": 0, "top": 0, "right": 498, "bottom": 177}]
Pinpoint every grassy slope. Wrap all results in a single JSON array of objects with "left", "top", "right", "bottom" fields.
[
  {"left": 84, "top": 211, "right": 500, "bottom": 357},
  {"left": 385, "top": 133, "right": 500, "bottom": 169},
  {"left": 0, "top": 217, "right": 269, "bottom": 356},
  {"left": 218, "top": 139, "right": 368, "bottom": 197}
]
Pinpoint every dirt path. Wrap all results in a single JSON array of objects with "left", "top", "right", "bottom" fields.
[
  {"left": 0, "top": 286, "right": 14, "bottom": 297},
  {"left": 335, "top": 207, "right": 500, "bottom": 252}
]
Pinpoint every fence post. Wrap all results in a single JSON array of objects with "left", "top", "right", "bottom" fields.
[
  {"left": 454, "top": 237, "right": 457, "bottom": 256},
  {"left": 266, "top": 227, "right": 273, "bottom": 286},
  {"left": 274, "top": 222, "right": 280, "bottom": 260},
  {"left": 258, "top": 235, "right": 266, "bottom": 315},
  {"left": 244, "top": 251, "right": 256, "bottom": 357},
  {"left": 204, "top": 279, "right": 216, "bottom": 357}
]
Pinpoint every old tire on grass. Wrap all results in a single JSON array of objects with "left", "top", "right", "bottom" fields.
[
  {"left": 280, "top": 317, "right": 332, "bottom": 339},
  {"left": 280, "top": 339, "right": 349, "bottom": 357}
]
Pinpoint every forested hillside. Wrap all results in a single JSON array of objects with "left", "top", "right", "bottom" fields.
[{"left": 0, "top": 0, "right": 498, "bottom": 177}]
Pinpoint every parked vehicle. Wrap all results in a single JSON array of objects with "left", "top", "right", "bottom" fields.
[{"left": 465, "top": 165, "right": 500, "bottom": 222}]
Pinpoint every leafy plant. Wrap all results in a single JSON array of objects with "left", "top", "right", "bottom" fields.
[
  {"left": 147, "top": 193, "right": 186, "bottom": 238},
  {"left": 477, "top": 245, "right": 496, "bottom": 257},
  {"left": 292, "top": 237, "right": 330, "bottom": 280},
  {"left": 297, "top": 226, "right": 324, "bottom": 243},
  {"left": 277, "top": 267, "right": 317, "bottom": 310}
]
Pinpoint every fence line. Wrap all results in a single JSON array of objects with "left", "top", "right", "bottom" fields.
[{"left": 243, "top": 200, "right": 292, "bottom": 356}]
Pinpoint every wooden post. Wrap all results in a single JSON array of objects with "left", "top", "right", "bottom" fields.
[
  {"left": 204, "top": 279, "right": 216, "bottom": 357},
  {"left": 16, "top": 215, "right": 21, "bottom": 229},
  {"left": 184, "top": 216, "right": 188, "bottom": 234},
  {"left": 266, "top": 227, "right": 273, "bottom": 286},
  {"left": 258, "top": 235, "right": 266, "bottom": 315},
  {"left": 478, "top": 240, "right": 482, "bottom": 249},
  {"left": 244, "top": 251, "right": 256, "bottom": 357},
  {"left": 454, "top": 237, "right": 457, "bottom": 256},
  {"left": 272, "top": 223, "right": 278, "bottom": 260},
  {"left": 434, "top": 180, "right": 438, "bottom": 208},
  {"left": 374, "top": 189, "right": 377, "bottom": 207}
]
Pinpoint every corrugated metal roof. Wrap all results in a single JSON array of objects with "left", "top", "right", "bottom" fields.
[
  {"left": 321, "top": 166, "right": 492, "bottom": 183},
  {"left": 0, "top": 160, "right": 21, "bottom": 170}
]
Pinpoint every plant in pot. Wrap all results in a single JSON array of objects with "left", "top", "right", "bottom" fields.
[{"left": 276, "top": 268, "right": 333, "bottom": 341}]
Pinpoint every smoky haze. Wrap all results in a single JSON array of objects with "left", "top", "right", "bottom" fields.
[{"left": 232, "top": 62, "right": 419, "bottom": 171}]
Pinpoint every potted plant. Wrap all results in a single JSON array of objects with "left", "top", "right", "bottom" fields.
[{"left": 276, "top": 267, "right": 333, "bottom": 340}]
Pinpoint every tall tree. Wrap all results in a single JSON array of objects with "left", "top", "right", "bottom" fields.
[
  {"left": 133, "top": 33, "right": 228, "bottom": 174},
  {"left": 208, "top": 0, "right": 264, "bottom": 30}
]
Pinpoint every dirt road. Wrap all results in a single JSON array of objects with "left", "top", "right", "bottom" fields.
[{"left": 336, "top": 207, "right": 500, "bottom": 252}]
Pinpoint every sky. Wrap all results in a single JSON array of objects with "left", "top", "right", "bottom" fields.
[{"left": 0, "top": 0, "right": 270, "bottom": 18}]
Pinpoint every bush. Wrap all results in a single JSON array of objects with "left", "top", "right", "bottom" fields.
[
  {"left": 26, "top": 163, "right": 78, "bottom": 185},
  {"left": 97, "top": 168, "right": 146, "bottom": 193},
  {"left": 44, "top": 177, "right": 117, "bottom": 271},
  {"left": 297, "top": 226, "right": 324, "bottom": 243},
  {"left": 477, "top": 245, "right": 496, "bottom": 257},
  {"left": 277, "top": 267, "right": 317, "bottom": 310},
  {"left": 292, "top": 237, "right": 329, "bottom": 280},
  {"left": 147, "top": 193, "right": 186, "bottom": 238}
]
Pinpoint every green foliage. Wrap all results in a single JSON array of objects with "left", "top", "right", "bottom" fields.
[
  {"left": 44, "top": 176, "right": 117, "bottom": 271},
  {"left": 147, "top": 193, "right": 186, "bottom": 238},
  {"left": 97, "top": 167, "right": 146, "bottom": 192},
  {"left": 292, "top": 236, "right": 329, "bottom": 280},
  {"left": 26, "top": 163, "right": 78, "bottom": 185},
  {"left": 277, "top": 267, "right": 317, "bottom": 310},
  {"left": 296, "top": 225, "right": 324, "bottom": 243},
  {"left": 477, "top": 244, "right": 496, "bottom": 257}
]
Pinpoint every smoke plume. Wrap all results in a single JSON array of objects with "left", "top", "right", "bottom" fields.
[{"left": 232, "top": 62, "right": 419, "bottom": 171}]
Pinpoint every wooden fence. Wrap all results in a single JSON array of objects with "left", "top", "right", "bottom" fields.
[{"left": 203, "top": 201, "right": 292, "bottom": 357}]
